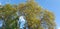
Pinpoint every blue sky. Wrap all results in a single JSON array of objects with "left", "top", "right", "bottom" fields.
[{"left": 0, "top": 0, "right": 60, "bottom": 29}]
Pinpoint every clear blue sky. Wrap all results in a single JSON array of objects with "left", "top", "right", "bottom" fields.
[{"left": 0, "top": 0, "right": 60, "bottom": 29}]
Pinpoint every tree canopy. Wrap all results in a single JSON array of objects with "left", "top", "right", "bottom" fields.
[{"left": 0, "top": 0, "right": 56, "bottom": 29}]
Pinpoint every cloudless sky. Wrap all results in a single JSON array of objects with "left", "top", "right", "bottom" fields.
[{"left": 0, "top": 0, "right": 60, "bottom": 29}]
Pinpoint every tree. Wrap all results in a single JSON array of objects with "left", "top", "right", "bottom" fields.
[
  {"left": 18, "top": 0, "right": 43, "bottom": 29},
  {"left": 18, "top": 0, "right": 56, "bottom": 29},
  {"left": 0, "top": 0, "right": 56, "bottom": 29},
  {"left": 0, "top": 4, "right": 18, "bottom": 29},
  {"left": 41, "top": 10, "right": 56, "bottom": 29}
]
